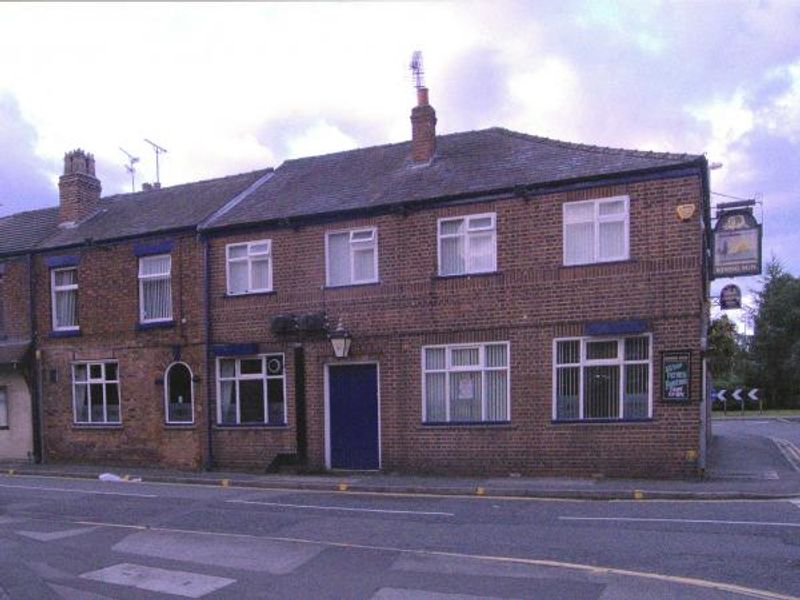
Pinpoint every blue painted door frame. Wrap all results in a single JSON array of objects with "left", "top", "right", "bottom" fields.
[{"left": 328, "top": 364, "right": 379, "bottom": 470}]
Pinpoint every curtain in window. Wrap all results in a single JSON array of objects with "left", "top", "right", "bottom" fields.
[
  {"left": 565, "top": 222, "right": 594, "bottom": 264},
  {"left": 425, "top": 373, "right": 446, "bottom": 421},
  {"left": 352, "top": 247, "right": 375, "bottom": 281},
  {"left": 440, "top": 238, "right": 465, "bottom": 275},
  {"left": 624, "top": 364, "right": 649, "bottom": 418},
  {"left": 556, "top": 366, "right": 580, "bottom": 419},
  {"left": 54, "top": 269, "right": 78, "bottom": 328},
  {"left": 219, "top": 380, "right": 236, "bottom": 424},
  {"left": 327, "top": 233, "right": 350, "bottom": 286},
  {"left": 74, "top": 383, "right": 89, "bottom": 422},
  {"left": 468, "top": 232, "right": 495, "bottom": 272},
  {"left": 485, "top": 370, "right": 507, "bottom": 421},
  {"left": 228, "top": 261, "right": 248, "bottom": 294},
  {"left": 599, "top": 221, "right": 625, "bottom": 260},
  {"left": 250, "top": 258, "right": 270, "bottom": 291},
  {"left": 140, "top": 256, "right": 172, "bottom": 321}
]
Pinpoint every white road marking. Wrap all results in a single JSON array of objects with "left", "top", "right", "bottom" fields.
[
  {"left": 16, "top": 526, "right": 97, "bottom": 541},
  {"left": 371, "top": 589, "right": 506, "bottom": 600},
  {"left": 789, "top": 499, "right": 800, "bottom": 511},
  {"left": 72, "top": 518, "right": 798, "bottom": 600},
  {"left": 771, "top": 438, "right": 800, "bottom": 472},
  {"left": 0, "top": 482, "right": 157, "bottom": 498},
  {"left": 80, "top": 563, "right": 235, "bottom": 598},
  {"left": 559, "top": 516, "right": 800, "bottom": 528},
  {"left": 226, "top": 498, "right": 454, "bottom": 517}
]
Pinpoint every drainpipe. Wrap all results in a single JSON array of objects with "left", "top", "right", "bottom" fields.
[
  {"left": 27, "top": 252, "right": 43, "bottom": 463},
  {"left": 202, "top": 234, "right": 214, "bottom": 470}
]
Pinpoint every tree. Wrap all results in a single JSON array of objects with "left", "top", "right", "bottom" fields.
[
  {"left": 749, "top": 257, "right": 800, "bottom": 408},
  {"left": 707, "top": 315, "right": 739, "bottom": 385}
]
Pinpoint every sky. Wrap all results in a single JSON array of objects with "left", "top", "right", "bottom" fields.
[{"left": 0, "top": 1, "right": 798, "bottom": 324}]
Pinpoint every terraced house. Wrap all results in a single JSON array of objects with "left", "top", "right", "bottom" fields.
[{"left": 4, "top": 87, "right": 712, "bottom": 477}]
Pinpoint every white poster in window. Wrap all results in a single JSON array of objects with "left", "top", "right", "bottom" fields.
[{"left": 457, "top": 376, "right": 475, "bottom": 400}]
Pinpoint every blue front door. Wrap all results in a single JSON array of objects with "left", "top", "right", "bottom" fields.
[{"left": 329, "top": 364, "right": 379, "bottom": 470}]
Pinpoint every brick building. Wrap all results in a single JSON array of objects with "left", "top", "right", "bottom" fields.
[{"left": 6, "top": 88, "right": 711, "bottom": 477}]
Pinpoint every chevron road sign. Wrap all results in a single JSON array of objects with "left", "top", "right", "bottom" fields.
[
  {"left": 732, "top": 388, "right": 743, "bottom": 401},
  {"left": 748, "top": 389, "right": 760, "bottom": 401},
  {"left": 716, "top": 389, "right": 727, "bottom": 401}
]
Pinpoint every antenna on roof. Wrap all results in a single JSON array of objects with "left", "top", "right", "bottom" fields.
[
  {"left": 410, "top": 51, "right": 424, "bottom": 89},
  {"left": 119, "top": 147, "right": 139, "bottom": 193},
  {"left": 144, "top": 138, "right": 168, "bottom": 186}
]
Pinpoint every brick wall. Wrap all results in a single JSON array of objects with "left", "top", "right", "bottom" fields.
[
  {"left": 206, "top": 174, "right": 706, "bottom": 477},
  {"left": 36, "top": 234, "right": 207, "bottom": 469},
  {"left": 1, "top": 257, "right": 32, "bottom": 341}
]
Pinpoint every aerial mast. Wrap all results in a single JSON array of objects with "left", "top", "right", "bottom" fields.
[
  {"left": 119, "top": 147, "right": 139, "bottom": 193},
  {"left": 144, "top": 138, "right": 168, "bottom": 186}
]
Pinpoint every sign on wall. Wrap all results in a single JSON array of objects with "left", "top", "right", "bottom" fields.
[
  {"left": 719, "top": 284, "right": 742, "bottom": 310},
  {"left": 712, "top": 209, "right": 762, "bottom": 278},
  {"left": 663, "top": 351, "right": 691, "bottom": 401}
]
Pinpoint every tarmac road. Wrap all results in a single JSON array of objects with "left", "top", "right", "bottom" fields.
[{"left": 1, "top": 473, "right": 799, "bottom": 600}]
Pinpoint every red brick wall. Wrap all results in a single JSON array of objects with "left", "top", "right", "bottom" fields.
[
  {"left": 0, "top": 257, "right": 31, "bottom": 341},
  {"left": 36, "top": 235, "right": 207, "bottom": 469},
  {"left": 206, "top": 174, "right": 707, "bottom": 477}
]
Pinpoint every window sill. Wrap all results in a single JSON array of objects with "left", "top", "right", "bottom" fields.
[
  {"left": 223, "top": 291, "right": 276, "bottom": 298},
  {"left": 324, "top": 281, "right": 381, "bottom": 290},
  {"left": 136, "top": 320, "right": 175, "bottom": 331},
  {"left": 420, "top": 421, "right": 514, "bottom": 429},
  {"left": 49, "top": 329, "right": 81, "bottom": 338},
  {"left": 214, "top": 423, "right": 289, "bottom": 430},
  {"left": 164, "top": 423, "right": 196, "bottom": 429},
  {"left": 432, "top": 271, "right": 500, "bottom": 281},
  {"left": 551, "top": 418, "right": 653, "bottom": 425},
  {"left": 562, "top": 258, "right": 633, "bottom": 269},
  {"left": 71, "top": 423, "right": 123, "bottom": 430}
]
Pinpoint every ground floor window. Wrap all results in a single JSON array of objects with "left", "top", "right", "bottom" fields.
[
  {"left": 554, "top": 335, "right": 651, "bottom": 421},
  {"left": 72, "top": 362, "right": 120, "bottom": 424},
  {"left": 165, "top": 362, "right": 193, "bottom": 424},
  {"left": 0, "top": 387, "right": 7, "bottom": 427},
  {"left": 422, "top": 342, "right": 510, "bottom": 423},
  {"left": 216, "top": 355, "right": 286, "bottom": 425}
]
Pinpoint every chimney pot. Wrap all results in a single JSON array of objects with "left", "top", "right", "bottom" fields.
[
  {"left": 410, "top": 87, "right": 437, "bottom": 163},
  {"left": 142, "top": 182, "right": 153, "bottom": 191},
  {"left": 58, "top": 149, "right": 101, "bottom": 226}
]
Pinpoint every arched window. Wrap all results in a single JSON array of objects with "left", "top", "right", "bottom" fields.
[{"left": 165, "top": 362, "right": 193, "bottom": 424}]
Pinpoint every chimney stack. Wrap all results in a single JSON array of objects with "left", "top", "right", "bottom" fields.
[
  {"left": 410, "top": 87, "right": 437, "bottom": 163},
  {"left": 58, "top": 149, "right": 101, "bottom": 227}
]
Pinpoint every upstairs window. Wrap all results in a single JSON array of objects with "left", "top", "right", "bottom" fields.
[
  {"left": 226, "top": 240, "right": 272, "bottom": 295},
  {"left": 422, "top": 342, "right": 510, "bottom": 423},
  {"left": 73, "top": 362, "right": 120, "bottom": 424},
  {"left": 563, "top": 196, "right": 629, "bottom": 265},
  {"left": 438, "top": 213, "right": 497, "bottom": 276},
  {"left": 139, "top": 254, "right": 172, "bottom": 323},
  {"left": 326, "top": 228, "right": 378, "bottom": 287},
  {"left": 51, "top": 267, "right": 78, "bottom": 331},
  {"left": 554, "top": 335, "right": 651, "bottom": 421}
]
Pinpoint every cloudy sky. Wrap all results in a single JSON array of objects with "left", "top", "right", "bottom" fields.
[{"left": 0, "top": 1, "right": 798, "bottom": 316}]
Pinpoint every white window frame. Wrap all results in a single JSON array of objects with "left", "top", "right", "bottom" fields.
[
  {"left": 164, "top": 362, "right": 194, "bottom": 425},
  {"left": 562, "top": 196, "right": 630, "bottom": 266},
  {"left": 216, "top": 354, "right": 287, "bottom": 425},
  {"left": 71, "top": 361, "right": 121, "bottom": 425},
  {"left": 51, "top": 266, "right": 79, "bottom": 332},
  {"left": 138, "top": 254, "right": 172, "bottom": 323},
  {"left": 0, "top": 386, "right": 7, "bottom": 428},
  {"left": 225, "top": 240, "right": 273, "bottom": 295},
  {"left": 421, "top": 341, "right": 510, "bottom": 423},
  {"left": 551, "top": 334, "right": 652, "bottom": 421},
  {"left": 325, "top": 227, "right": 379, "bottom": 287},
  {"left": 437, "top": 213, "right": 497, "bottom": 276}
]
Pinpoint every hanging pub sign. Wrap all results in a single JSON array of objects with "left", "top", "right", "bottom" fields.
[
  {"left": 662, "top": 351, "right": 691, "bottom": 401},
  {"left": 712, "top": 209, "right": 762, "bottom": 278},
  {"left": 719, "top": 284, "right": 742, "bottom": 310}
]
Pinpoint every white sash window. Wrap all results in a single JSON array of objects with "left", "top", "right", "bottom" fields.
[{"left": 139, "top": 254, "right": 172, "bottom": 323}]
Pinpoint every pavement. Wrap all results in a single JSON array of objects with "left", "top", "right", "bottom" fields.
[{"left": 2, "top": 417, "right": 799, "bottom": 501}]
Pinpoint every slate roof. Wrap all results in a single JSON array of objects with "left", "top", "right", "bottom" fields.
[
  {"left": 0, "top": 207, "right": 60, "bottom": 256},
  {"left": 39, "top": 168, "right": 272, "bottom": 250},
  {"left": 208, "top": 127, "right": 705, "bottom": 229}
]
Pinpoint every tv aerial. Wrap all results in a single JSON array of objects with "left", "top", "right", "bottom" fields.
[
  {"left": 144, "top": 138, "right": 168, "bottom": 186},
  {"left": 410, "top": 50, "right": 425, "bottom": 89},
  {"left": 119, "top": 147, "right": 139, "bottom": 192}
]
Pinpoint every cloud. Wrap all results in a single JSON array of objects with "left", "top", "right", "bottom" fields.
[{"left": 0, "top": 94, "right": 58, "bottom": 215}]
